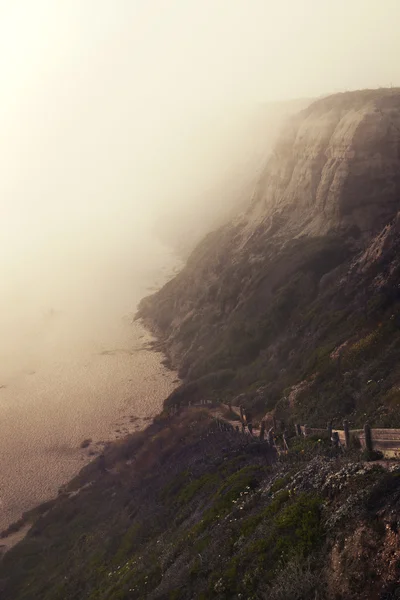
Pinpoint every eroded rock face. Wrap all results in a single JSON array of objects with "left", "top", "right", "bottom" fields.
[{"left": 241, "top": 89, "right": 400, "bottom": 243}]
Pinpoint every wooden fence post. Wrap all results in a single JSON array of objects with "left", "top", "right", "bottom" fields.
[
  {"left": 364, "top": 423, "right": 373, "bottom": 452},
  {"left": 343, "top": 420, "right": 350, "bottom": 450},
  {"left": 303, "top": 424, "right": 309, "bottom": 437},
  {"left": 295, "top": 423, "right": 302, "bottom": 437},
  {"left": 259, "top": 421, "right": 266, "bottom": 441}
]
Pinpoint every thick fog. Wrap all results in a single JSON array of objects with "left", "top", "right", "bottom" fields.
[
  {"left": 1, "top": 0, "right": 399, "bottom": 359},
  {"left": 0, "top": 1, "right": 399, "bottom": 528},
  {"left": 0, "top": 0, "right": 399, "bottom": 391}
]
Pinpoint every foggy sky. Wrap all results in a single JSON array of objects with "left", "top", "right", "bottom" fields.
[
  {"left": 0, "top": 0, "right": 399, "bottom": 369},
  {"left": 4, "top": 1, "right": 400, "bottom": 532},
  {"left": 1, "top": 0, "right": 399, "bottom": 255}
]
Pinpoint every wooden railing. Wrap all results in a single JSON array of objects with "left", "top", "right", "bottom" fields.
[
  {"left": 169, "top": 401, "right": 400, "bottom": 457},
  {"left": 299, "top": 423, "right": 400, "bottom": 457}
]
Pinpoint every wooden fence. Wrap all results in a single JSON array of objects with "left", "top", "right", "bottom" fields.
[
  {"left": 169, "top": 401, "right": 400, "bottom": 457},
  {"left": 299, "top": 424, "right": 400, "bottom": 457}
]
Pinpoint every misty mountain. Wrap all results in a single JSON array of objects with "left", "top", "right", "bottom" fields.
[
  {"left": 4, "top": 87, "right": 400, "bottom": 600},
  {"left": 139, "top": 88, "right": 400, "bottom": 427}
]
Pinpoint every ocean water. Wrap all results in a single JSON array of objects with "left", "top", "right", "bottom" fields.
[{"left": 0, "top": 237, "right": 180, "bottom": 531}]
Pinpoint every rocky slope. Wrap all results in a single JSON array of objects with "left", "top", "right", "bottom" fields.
[
  {"left": 138, "top": 88, "right": 400, "bottom": 428},
  {"left": 2, "top": 408, "right": 400, "bottom": 600}
]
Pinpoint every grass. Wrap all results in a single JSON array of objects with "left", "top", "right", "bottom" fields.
[
  {"left": 2, "top": 406, "right": 399, "bottom": 600},
  {"left": 139, "top": 217, "right": 400, "bottom": 432}
]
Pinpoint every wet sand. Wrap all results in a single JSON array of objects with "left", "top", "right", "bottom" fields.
[{"left": 0, "top": 244, "right": 181, "bottom": 531}]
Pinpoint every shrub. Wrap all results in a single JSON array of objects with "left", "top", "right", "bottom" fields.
[
  {"left": 260, "top": 557, "right": 322, "bottom": 600},
  {"left": 361, "top": 449, "right": 384, "bottom": 462},
  {"left": 273, "top": 493, "right": 323, "bottom": 558}
]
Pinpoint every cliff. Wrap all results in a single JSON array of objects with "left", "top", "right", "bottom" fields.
[
  {"left": 139, "top": 89, "right": 400, "bottom": 427},
  {"left": 245, "top": 89, "right": 400, "bottom": 238},
  {"left": 3, "top": 89, "right": 400, "bottom": 599}
]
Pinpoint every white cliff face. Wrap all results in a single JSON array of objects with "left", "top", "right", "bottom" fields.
[{"left": 242, "top": 89, "right": 400, "bottom": 242}]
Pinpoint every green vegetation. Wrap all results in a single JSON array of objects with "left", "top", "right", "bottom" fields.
[
  {"left": 361, "top": 449, "right": 384, "bottom": 462},
  {"left": 139, "top": 208, "right": 400, "bottom": 431},
  {"left": 7, "top": 89, "right": 400, "bottom": 596},
  {"left": 2, "top": 407, "right": 400, "bottom": 599},
  {"left": 240, "top": 489, "right": 291, "bottom": 537}
]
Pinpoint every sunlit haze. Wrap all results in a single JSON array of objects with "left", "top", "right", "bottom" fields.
[
  {"left": 1, "top": 1, "right": 399, "bottom": 280},
  {"left": 0, "top": 0, "right": 399, "bottom": 529}
]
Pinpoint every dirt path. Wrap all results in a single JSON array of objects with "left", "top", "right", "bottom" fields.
[{"left": 210, "top": 403, "right": 262, "bottom": 438}]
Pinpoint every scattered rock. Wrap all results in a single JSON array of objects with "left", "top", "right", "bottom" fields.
[{"left": 80, "top": 438, "right": 92, "bottom": 449}]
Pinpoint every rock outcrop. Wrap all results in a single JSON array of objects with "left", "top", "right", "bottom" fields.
[{"left": 244, "top": 89, "right": 400, "bottom": 240}]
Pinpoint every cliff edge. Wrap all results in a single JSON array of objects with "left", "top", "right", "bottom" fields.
[{"left": 139, "top": 89, "right": 400, "bottom": 427}]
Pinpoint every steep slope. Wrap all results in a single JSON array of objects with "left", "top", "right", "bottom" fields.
[
  {"left": 246, "top": 89, "right": 400, "bottom": 238},
  {"left": 4, "top": 89, "right": 400, "bottom": 600},
  {"left": 2, "top": 409, "right": 400, "bottom": 600},
  {"left": 139, "top": 89, "right": 400, "bottom": 427}
]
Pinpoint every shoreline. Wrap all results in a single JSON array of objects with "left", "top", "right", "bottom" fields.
[
  {"left": 0, "top": 331, "right": 180, "bottom": 556},
  {"left": 0, "top": 249, "right": 183, "bottom": 538}
]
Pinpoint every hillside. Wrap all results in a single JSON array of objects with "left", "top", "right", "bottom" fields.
[
  {"left": 3, "top": 88, "right": 400, "bottom": 599},
  {"left": 138, "top": 88, "right": 400, "bottom": 429},
  {"left": 3, "top": 408, "right": 400, "bottom": 599}
]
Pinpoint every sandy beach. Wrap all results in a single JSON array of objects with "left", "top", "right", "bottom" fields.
[{"left": 0, "top": 241, "right": 181, "bottom": 531}]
